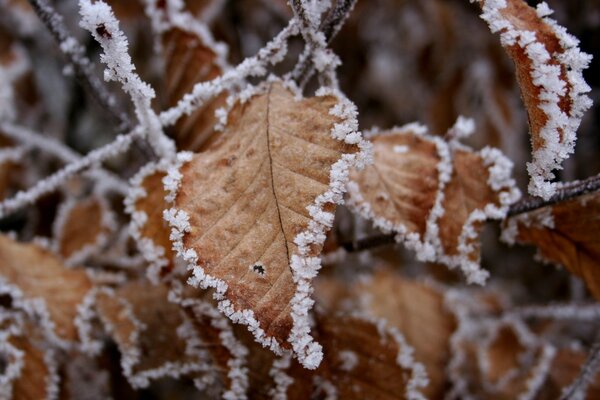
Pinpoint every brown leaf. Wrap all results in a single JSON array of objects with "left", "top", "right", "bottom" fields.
[
  {"left": 164, "top": 81, "right": 368, "bottom": 368},
  {"left": 126, "top": 163, "right": 175, "bottom": 282},
  {"left": 347, "top": 123, "right": 519, "bottom": 284},
  {"left": 7, "top": 326, "right": 59, "bottom": 400},
  {"left": 54, "top": 196, "right": 114, "bottom": 265},
  {"left": 161, "top": 12, "right": 228, "bottom": 151},
  {"left": 263, "top": 313, "right": 429, "bottom": 400},
  {"left": 504, "top": 192, "right": 600, "bottom": 300},
  {"left": 475, "top": 0, "right": 592, "bottom": 199},
  {"left": 354, "top": 269, "right": 455, "bottom": 398},
  {"left": 0, "top": 235, "right": 93, "bottom": 342},
  {"left": 95, "top": 281, "right": 211, "bottom": 389}
]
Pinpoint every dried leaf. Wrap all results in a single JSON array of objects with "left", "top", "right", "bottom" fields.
[
  {"left": 263, "top": 313, "right": 429, "bottom": 400},
  {"left": 0, "top": 235, "right": 93, "bottom": 342},
  {"left": 164, "top": 81, "right": 369, "bottom": 368},
  {"left": 164, "top": 83, "right": 366, "bottom": 368},
  {"left": 504, "top": 192, "right": 600, "bottom": 300},
  {"left": 347, "top": 123, "right": 519, "bottom": 284},
  {"left": 161, "top": 9, "right": 228, "bottom": 151},
  {"left": 125, "top": 162, "right": 175, "bottom": 282},
  {"left": 354, "top": 269, "right": 455, "bottom": 398},
  {"left": 8, "top": 330, "right": 59, "bottom": 400},
  {"left": 476, "top": 0, "right": 592, "bottom": 199},
  {"left": 53, "top": 196, "right": 114, "bottom": 265},
  {"left": 95, "top": 281, "right": 211, "bottom": 389}
]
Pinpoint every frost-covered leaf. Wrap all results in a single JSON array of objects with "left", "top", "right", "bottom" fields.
[
  {"left": 347, "top": 122, "right": 519, "bottom": 284},
  {"left": 53, "top": 196, "right": 115, "bottom": 265},
  {"left": 125, "top": 161, "right": 175, "bottom": 282},
  {"left": 164, "top": 81, "right": 369, "bottom": 368},
  {"left": 0, "top": 235, "right": 93, "bottom": 343},
  {"left": 503, "top": 191, "right": 600, "bottom": 300},
  {"left": 262, "top": 312, "right": 429, "bottom": 400},
  {"left": 7, "top": 325, "right": 59, "bottom": 400},
  {"left": 94, "top": 281, "right": 211, "bottom": 389},
  {"left": 160, "top": 4, "right": 229, "bottom": 151},
  {"left": 352, "top": 269, "right": 455, "bottom": 398},
  {"left": 475, "top": 0, "right": 593, "bottom": 199}
]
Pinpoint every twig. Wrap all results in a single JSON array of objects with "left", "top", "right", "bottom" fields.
[
  {"left": 290, "top": 0, "right": 357, "bottom": 86},
  {"left": 27, "top": 0, "right": 131, "bottom": 131},
  {"left": 507, "top": 173, "right": 600, "bottom": 216},
  {"left": 0, "top": 123, "right": 130, "bottom": 194},
  {"left": 560, "top": 331, "right": 600, "bottom": 400},
  {"left": 339, "top": 233, "right": 395, "bottom": 252},
  {"left": 27, "top": 0, "right": 156, "bottom": 159},
  {"left": 0, "top": 127, "right": 143, "bottom": 218}
]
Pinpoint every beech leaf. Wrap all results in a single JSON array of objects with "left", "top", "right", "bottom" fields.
[
  {"left": 346, "top": 122, "right": 519, "bottom": 284},
  {"left": 94, "top": 281, "right": 211, "bottom": 389},
  {"left": 503, "top": 192, "right": 600, "bottom": 300},
  {"left": 476, "top": 0, "right": 593, "bottom": 199},
  {"left": 0, "top": 235, "right": 94, "bottom": 343},
  {"left": 125, "top": 162, "right": 175, "bottom": 282},
  {"left": 163, "top": 81, "right": 370, "bottom": 368},
  {"left": 161, "top": 6, "right": 229, "bottom": 151},
  {"left": 53, "top": 196, "right": 115, "bottom": 265}
]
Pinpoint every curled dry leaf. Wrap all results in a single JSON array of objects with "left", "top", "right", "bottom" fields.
[
  {"left": 163, "top": 81, "right": 369, "bottom": 368},
  {"left": 94, "top": 281, "right": 210, "bottom": 389},
  {"left": 259, "top": 313, "right": 429, "bottom": 400},
  {"left": 503, "top": 191, "right": 600, "bottom": 300},
  {"left": 6, "top": 324, "right": 59, "bottom": 400},
  {"left": 0, "top": 235, "right": 93, "bottom": 342},
  {"left": 347, "top": 122, "right": 519, "bottom": 284},
  {"left": 125, "top": 161, "right": 175, "bottom": 282},
  {"left": 354, "top": 269, "right": 455, "bottom": 398},
  {"left": 475, "top": 0, "right": 593, "bottom": 199},
  {"left": 161, "top": 5, "right": 229, "bottom": 151},
  {"left": 53, "top": 196, "right": 115, "bottom": 265},
  {"left": 0, "top": 147, "right": 23, "bottom": 201}
]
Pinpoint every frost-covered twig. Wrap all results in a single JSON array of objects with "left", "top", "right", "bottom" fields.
[
  {"left": 158, "top": 18, "right": 299, "bottom": 127},
  {"left": 78, "top": 0, "right": 175, "bottom": 160},
  {"left": 27, "top": 0, "right": 132, "bottom": 131},
  {"left": 508, "top": 173, "right": 600, "bottom": 216},
  {"left": 0, "top": 122, "right": 129, "bottom": 194},
  {"left": 0, "top": 127, "right": 143, "bottom": 218},
  {"left": 560, "top": 332, "right": 600, "bottom": 400},
  {"left": 291, "top": 0, "right": 357, "bottom": 86}
]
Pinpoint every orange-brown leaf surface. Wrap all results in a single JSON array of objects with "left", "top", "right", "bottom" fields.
[
  {"left": 54, "top": 197, "right": 112, "bottom": 263},
  {"left": 356, "top": 270, "right": 455, "bottom": 398},
  {"left": 504, "top": 192, "right": 600, "bottom": 299},
  {"left": 165, "top": 82, "right": 364, "bottom": 366},
  {"left": 162, "top": 18, "right": 227, "bottom": 151},
  {"left": 95, "top": 281, "right": 209, "bottom": 388},
  {"left": 126, "top": 165, "right": 175, "bottom": 280},
  {"left": 347, "top": 126, "right": 518, "bottom": 284},
  {"left": 0, "top": 235, "right": 93, "bottom": 342},
  {"left": 475, "top": 0, "right": 592, "bottom": 198},
  {"left": 8, "top": 329, "right": 57, "bottom": 400}
]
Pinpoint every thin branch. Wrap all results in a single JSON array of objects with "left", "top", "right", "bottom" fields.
[
  {"left": 27, "top": 0, "right": 131, "bottom": 131},
  {"left": 508, "top": 173, "right": 600, "bottom": 216},
  {"left": 339, "top": 233, "right": 395, "bottom": 252},
  {"left": 0, "top": 123, "right": 130, "bottom": 194},
  {"left": 27, "top": 0, "right": 156, "bottom": 159},
  {"left": 0, "top": 127, "right": 143, "bottom": 218},
  {"left": 560, "top": 331, "right": 600, "bottom": 400},
  {"left": 290, "top": 0, "right": 357, "bottom": 86}
]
